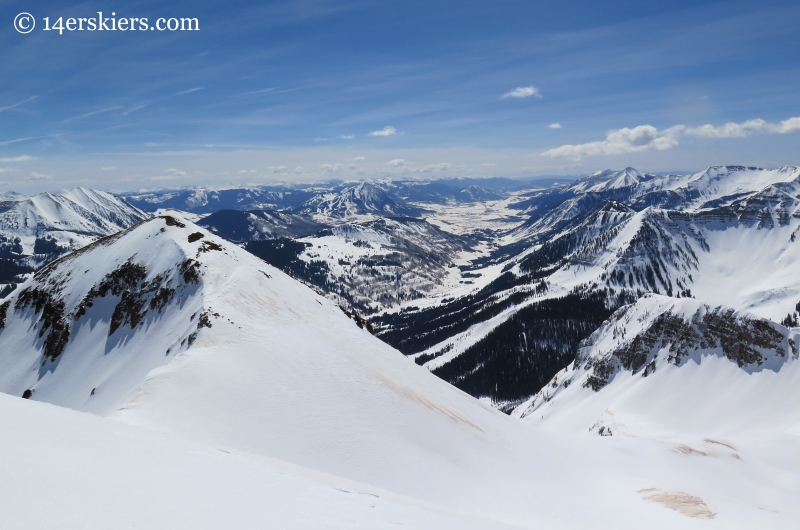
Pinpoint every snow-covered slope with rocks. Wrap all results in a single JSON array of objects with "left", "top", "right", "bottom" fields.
[{"left": 515, "top": 295, "right": 800, "bottom": 438}]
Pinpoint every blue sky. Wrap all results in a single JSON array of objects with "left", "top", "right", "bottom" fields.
[{"left": 1, "top": 0, "right": 799, "bottom": 192}]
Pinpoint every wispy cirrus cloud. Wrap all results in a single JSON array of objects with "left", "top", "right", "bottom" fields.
[
  {"left": 502, "top": 86, "right": 541, "bottom": 99},
  {"left": 233, "top": 88, "right": 277, "bottom": 98},
  {"left": 0, "top": 155, "right": 36, "bottom": 162},
  {"left": 176, "top": 87, "right": 204, "bottom": 96},
  {"left": 0, "top": 96, "right": 37, "bottom": 113},
  {"left": 123, "top": 104, "right": 150, "bottom": 115},
  {"left": 0, "top": 136, "right": 45, "bottom": 147},
  {"left": 541, "top": 116, "right": 800, "bottom": 159},
  {"left": 370, "top": 126, "right": 397, "bottom": 137},
  {"left": 62, "top": 106, "right": 123, "bottom": 123}
]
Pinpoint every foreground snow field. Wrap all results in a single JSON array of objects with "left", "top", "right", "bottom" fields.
[
  {"left": 3, "top": 386, "right": 800, "bottom": 529},
  {"left": 0, "top": 393, "right": 514, "bottom": 530},
  {"left": 1, "top": 215, "right": 799, "bottom": 528}
]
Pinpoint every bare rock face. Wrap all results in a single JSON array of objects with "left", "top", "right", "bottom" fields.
[{"left": 576, "top": 298, "right": 790, "bottom": 392}]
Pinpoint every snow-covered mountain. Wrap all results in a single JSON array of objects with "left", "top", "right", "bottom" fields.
[
  {"left": 3, "top": 215, "right": 800, "bottom": 528},
  {"left": 0, "top": 187, "right": 145, "bottom": 253},
  {"left": 299, "top": 182, "right": 423, "bottom": 219},
  {"left": 0, "top": 188, "right": 147, "bottom": 294},
  {"left": 569, "top": 167, "right": 656, "bottom": 193}
]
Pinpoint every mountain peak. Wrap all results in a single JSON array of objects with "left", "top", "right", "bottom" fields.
[
  {"left": 301, "top": 182, "right": 422, "bottom": 219},
  {"left": 571, "top": 167, "right": 652, "bottom": 193}
]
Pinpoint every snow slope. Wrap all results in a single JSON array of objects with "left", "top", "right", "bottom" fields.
[{"left": 0, "top": 393, "right": 513, "bottom": 530}]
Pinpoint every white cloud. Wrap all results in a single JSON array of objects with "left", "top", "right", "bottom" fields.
[
  {"left": 502, "top": 86, "right": 542, "bottom": 99},
  {"left": 387, "top": 159, "right": 406, "bottom": 167},
  {"left": 237, "top": 169, "right": 257, "bottom": 174},
  {"left": 481, "top": 163, "right": 495, "bottom": 167},
  {"left": 28, "top": 172, "right": 51, "bottom": 181},
  {"left": 101, "top": 166, "right": 117, "bottom": 171},
  {"left": 166, "top": 168, "right": 187, "bottom": 176},
  {"left": 267, "top": 166, "right": 286, "bottom": 173},
  {"left": 549, "top": 123, "right": 562, "bottom": 129},
  {"left": 413, "top": 163, "right": 452, "bottom": 173},
  {"left": 684, "top": 117, "right": 800, "bottom": 138},
  {"left": 541, "top": 116, "right": 800, "bottom": 159},
  {"left": 369, "top": 126, "right": 397, "bottom": 137},
  {"left": 146, "top": 175, "right": 177, "bottom": 181},
  {"left": 0, "top": 155, "right": 36, "bottom": 162},
  {"left": 320, "top": 163, "right": 343, "bottom": 172},
  {"left": 0, "top": 167, "right": 17, "bottom": 173},
  {"left": 352, "top": 156, "right": 366, "bottom": 161},
  {"left": 340, "top": 135, "right": 355, "bottom": 140}
]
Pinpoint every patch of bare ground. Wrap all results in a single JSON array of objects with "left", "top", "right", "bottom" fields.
[
  {"left": 674, "top": 444, "right": 708, "bottom": 456},
  {"left": 639, "top": 488, "right": 715, "bottom": 519},
  {"left": 703, "top": 438, "right": 737, "bottom": 451}
]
